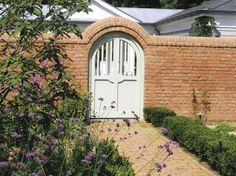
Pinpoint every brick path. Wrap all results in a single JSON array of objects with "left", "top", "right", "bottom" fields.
[{"left": 95, "top": 120, "right": 219, "bottom": 176}]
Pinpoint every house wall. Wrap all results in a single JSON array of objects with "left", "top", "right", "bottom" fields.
[
  {"left": 157, "top": 13, "right": 236, "bottom": 37},
  {"left": 2, "top": 17, "right": 236, "bottom": 121}
]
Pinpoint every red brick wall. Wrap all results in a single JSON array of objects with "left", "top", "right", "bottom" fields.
[{"left": 2, "top": 17, "right": 236, "bottom": 121}]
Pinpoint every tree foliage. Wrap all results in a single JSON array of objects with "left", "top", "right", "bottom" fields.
[
  {"left": 104, "top": 0, "right": 210, "bottom": 8},
  {"left": 161, "top": 0, "right": 210, "bottom": 9},
  {"left": 42, "top": 0, "right": 210, "bottom": 9},
  {"left": 105, "top": 0, "right": 161, "bottom": 8},
  {"left": 189, "top": 16, "right": 218, "bottom": 37}
]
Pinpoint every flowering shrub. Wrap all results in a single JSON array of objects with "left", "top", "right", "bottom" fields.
[
  {"left": 163, "top": 116, "right": 236, "bottom": 176},
  {"left": 0, "top": 1, "right": 135, "bottom": 175}
]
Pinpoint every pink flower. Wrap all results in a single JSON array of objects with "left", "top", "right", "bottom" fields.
[
  {"left": 39, "top": 62, "right": 46, "bottom": 69},
  {"left": 29, "top": 74, "right": 41, "bottom": 85}
]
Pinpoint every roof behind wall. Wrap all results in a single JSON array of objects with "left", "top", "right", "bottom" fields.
[
  {"left": 118, "top": 8, "right": 182, "bottom": 24},
  {"left": 156, "top": 0, "right": 236, "bottom": 24}
]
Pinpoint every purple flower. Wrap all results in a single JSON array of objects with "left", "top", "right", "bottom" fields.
[
  {"left": 81, "top": 159, "right": 91, "bottom": 164},
  {"left": 29, "top": 74, "right": 41, "bottom": 85},
  {"left": 39, "top": 62, "right": 46, "bottom": 69},
  {"left": 72, "top": 117, "right": 80, "bottom": 123},
  {"left": 83, "top": 96, "right": 90, "bottom": 101},
  {"left": 88, "top": 151, "right": 96, "bottom": 158},
  {"left": 162, "top": 163, "right": 167, "bottom": 168},
  {"left": 3, "top": 104, "right": 11, "bottom": 113},
  {"left": 58, "top": 124, "right": 64, "bottom": 131},
  {"left": 98, "top": 97, "right": 104, "bottom": 101},
  {"left": 111, "top": 101, "right": 116, "bottom": 104},
  {"left": 171, "top": 141, "right": 180, "bottom": 147},
  {"left": 54, "top": 118, "right": 63, "bottom": 125},
  {"left": 14, "top": 82, "right": 23, "bottom": 90},
  {"left": 167, "top": 148, "right": 173, "bottom": 155},
  {"left": 26, "top": 151, "right": 37, "bottom": 158},
  {"left": 16, "top": 162, "right": 26, "bottom": 169},
  {"left": 85, "top": 107, "right": 91, "bottom": 112},
  {"left": 123, "top": 119, "right": 131, "bottom": 127},
  {"left": 11, "top": 172, "right": 19, "bottom": 176},
  {"left": 43, "top": 144, "right": 49, "bottom": 150},
  {"left": 107, "top": 128, "right": 112, "bottom": 132},
  {"left": 0, "top": 161, "right": 10, "bottom": 168},
  {"left": 164, "top": 143, "right": 170, "bottom": 149},
  {"left": 156, "top": 162, "right": 162, "bottom": 172},
  {"left": 28, "top": 112, "right": 34, "bottom": 119},
  {"left": 25, "top": 151, "right": 47, "bottom": 163},
  {"left": 46, "top": 135, "right": 55, "bottom": 145},
  {"left": 111, "top": 105, "right": 115, "bottom": 109},
  {"left": 32, "top": 171, "right": 44, "bottom": 176},
  {"left": 160, "top": 128, "right": 169, "bottom": 135},
  {"left": 11, "top": 132, "right": 22, "bottom": 139},
  {"left": 81, "top": 151, "right": 96, "bottom": 165},
  {"left": 69, "top": 132, "right": 77, "bottom": 139}
]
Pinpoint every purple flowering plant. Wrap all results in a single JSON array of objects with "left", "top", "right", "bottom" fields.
[
  {"left": 0, "top": 1, "right": 135, "bottom": 176},
  {"left": 0, "top": 1, "right": 99, "bottom": 175}
]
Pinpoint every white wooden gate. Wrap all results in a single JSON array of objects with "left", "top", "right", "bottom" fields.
[{"left": 89, "top": 34, "right": 143, "bottom": 118}]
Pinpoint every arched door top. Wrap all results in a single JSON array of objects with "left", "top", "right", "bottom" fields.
[{"left": 89, "top": 33, "right": 144, "bottom": 119}]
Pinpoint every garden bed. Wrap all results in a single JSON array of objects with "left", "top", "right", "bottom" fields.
[{"left": 144, "top": 107, "right": 236, "bottom": 176}]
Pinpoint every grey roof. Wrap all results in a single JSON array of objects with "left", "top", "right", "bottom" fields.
[
  {"left": 118, "top": 7, "right": 182, "bottom": 24},
  {"left": 156, "top": 0, "right": 236, "bottom": 24}
]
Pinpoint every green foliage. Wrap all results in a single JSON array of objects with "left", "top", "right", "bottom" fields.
[
  {"left": 190, "top": 16, "right": 217, "bottom": 37},
  {"left": 71, "top": 137, "right": 135, "bottom": 176},
  {"left": 103, "top": 0, "right": 209, "bottom": 8},
  {"left": 105, "top": 0, "right": 160, "bottom": 8},
  {"left": 0, "top": 1, "right": 133, "bottom": 174},
  {"left": 213, "top": 122, "right": 236, "bottom": 134},
  {"left": 163, "top": 116, "right": 236, "bottom": 176},
  {"left": 144, "top": 107, "right": 176, "bottom": 127}
]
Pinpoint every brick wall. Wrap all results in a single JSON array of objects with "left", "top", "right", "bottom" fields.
[{"left": 1, "top": 17, "right": 236, "bottom": 121}]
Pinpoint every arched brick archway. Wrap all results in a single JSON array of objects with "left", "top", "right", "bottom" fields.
[
  {"left": 83, "top": 17, "right": 147, "bottom": 118},
  {"left": 83, "top": 17, "right": 149, "bottom": 50}
]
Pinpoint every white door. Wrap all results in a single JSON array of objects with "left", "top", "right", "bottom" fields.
[{"left": 90, "top": 34, "right": 143, "bottom": 118}]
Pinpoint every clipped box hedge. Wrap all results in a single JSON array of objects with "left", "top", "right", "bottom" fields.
[
  {"left": 143, "top": 107, "right": 176, "bottom": 127},
  {"left": 163, "top": 116, "right": 236, "bottom": 176}
]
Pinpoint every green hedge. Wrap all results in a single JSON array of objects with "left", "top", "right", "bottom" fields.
[
  {"left": 144, "top": 107, "right": 176, "bottom": 127},
  {"left": 163, "top": 116, "right": 236, "bottom": 176}
]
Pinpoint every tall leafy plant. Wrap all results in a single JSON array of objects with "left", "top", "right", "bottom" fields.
[{"left": 0, "top": 1, "right": 91, "bottom": 175}]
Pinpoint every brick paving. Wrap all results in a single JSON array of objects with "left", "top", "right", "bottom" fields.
[{"left": 95, "top": 119, "right": 219, "bottom": 176}]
